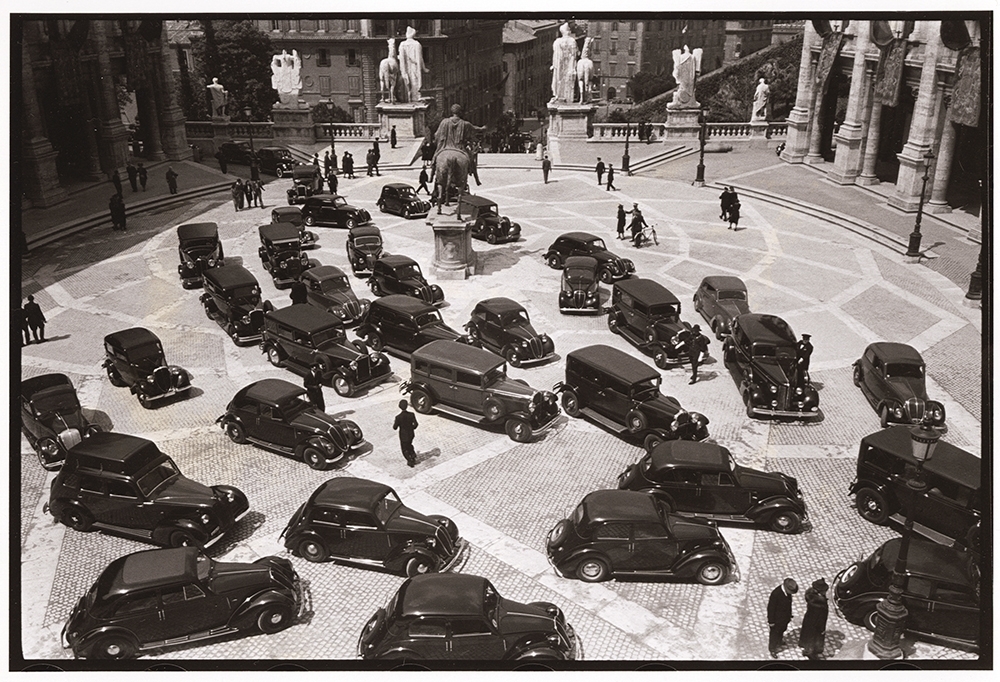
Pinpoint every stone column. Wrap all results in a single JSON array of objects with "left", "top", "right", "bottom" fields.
[
  {"left": 21, "top": 41, "right": 68, "bottom": 207},
  {"left": 927, "top": 89, "right": 956, "bottom": 213},
  {"left": 857, "top": 63, "right": 883, "bottom": 185},
  {"left": 804, "top": 79, "right": 826, "bottom": 164},
  {"left": 155, "top": 26, "right": 193, "bottom": 161},
  {"left": 889, "top": 21, "right": 942, "bottom": 212},
  {"left": 91, "top": 21, "right": 130, "bottom": 171},
  {"left": 782, "top": 23, "right": 819, "bottom": 163},
  {"left": 829, "top": 23, "right": 873, "bottom": 184},
  {"left": 138, "top": 86, "right": 166, "bottom": 160}
]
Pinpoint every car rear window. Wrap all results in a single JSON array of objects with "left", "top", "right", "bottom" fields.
[
  {"left": 718, "top": 290, "right": 746, "bottom": 300},
  {"left": 885, "top": 363, "right": 923, "bottom": 379}
]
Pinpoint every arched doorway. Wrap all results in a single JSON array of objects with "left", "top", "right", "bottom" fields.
[
  {"left": 873, "top": 86, "right": 916, "bottom": 184},
  {"left": 607, "top": 86, "right": 616, "bottom": 101},
  {"left": 946, "top": 118, "right": 985, "bottom": 216}
]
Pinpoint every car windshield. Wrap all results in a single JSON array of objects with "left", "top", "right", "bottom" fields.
[
  {"left": 415, "top": 311, "right": 442, "bottom": 327},
  {"left": 318, "top": 276, "right": 350, "bottom": 293},
  {"left": 196, "top": 553, "right": 212, "bottom": 581},
  {"left": 332, "top": 197, "right": 348, "bottom": 208},
  {"left": 311, "top": 327, "right": 345, "bottom": 345},
  {"left": 500, "top": 310, "right": 529, "bottom": 325},
  {"left": 719, "top": 290, "right": 747, "bottom": 301},
  {"left": 564, "top": 267, "right": 595, "bottom": 283},
  {"left": 272, "top": 239, "right": 300, "bottom": 250},
  {"left": 754, "top": 342, "right": 795, "bottom": 359},
  {"left": 483, "top": 366, "right": 505, "bottom": 387},
  {"left": 126, "top": 341, "right": 164, "bottom": 362},
  {"left": 648, "top": 303, "right": 678, "bottom": 318},
  {"left": 395, "top": 264, "right": 421, "bottom": 280},
  {"left": 571, "top": 502, "right": 589, "bottom": 537},
  {"left": 482, "top": 204, "right": 498, "bottom": 216},
  {"left": 355, "top": 236, "right": 382, "bottom": 248},
  {"left": 631, "top": 378, "right": 660, "bottom": 401},
  {"left": 886, "top": 363, "right": 923, "bottom": 379},
  {"left": 183, "top": 238, "right": 217, "bottom": 249},
  {"left": 31, "top": 389, "right": 80, "bottom": 415},
  {"left": 230, "top": 285, "right": 261, "bottom": 305},
  {"left": 273, "top": 150, "right": 292, "bottom": 160},
  {"left": 135, "top": 459, "right": 180, "bottom": 497},
  {"left": 373, "top": 490, "right": 403, "bottom": 524},
  {"left": 584, "top": 238, "right": 607, "bottom": 251},
  {"left": 397, "top": 187, "right": 417, "bottom": 198},
  {"left": 281, "top": 396, "right": 313, "bottom": 417}
]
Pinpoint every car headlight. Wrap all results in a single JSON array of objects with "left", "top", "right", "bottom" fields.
[
  {"left": 769, "top": 385, "right": 778, "bottom": 393},
  {"left": 200, "top": 514, "right": 211, "bottom": 524},
  {"left": 349, "top": 361, "right": 358, "bottom": 371},
  {"left": 894, "top": 407, "right": 903, "bottom": 418},
  {"left": 540, "top": 334, "right": 549, "bottom": 342},
  {"left": 521, "top": 341, "right": 529, "bottom": 348},
  {"left": 932, "top": 408, "right": 942, "bottom": 419},
  {"left": 279, "top": 261, "right": 287, "bottom": 269},
  {"left": 301, "top": 255, "right": 309, "bottom": 264},
  {"left": 334, "top": 307, "right": 345, "bottom": 317},
  {"left": 795, "top": 387, "right": 803, "bottom": 395},
  {"left": 207, "top": 258, "right": 216, "bottom": 268},
  {"left": 147, "top": 374, "right": 155, "bottom": 383},
  {"left": 771, "top": 399, "right": 778, "bottom": 407},
  {"left": 223, "top": 489, "right": 236, "bottom": 503},
  {"left": 427, "top": 537, "right": 436, "bottom": 548}
]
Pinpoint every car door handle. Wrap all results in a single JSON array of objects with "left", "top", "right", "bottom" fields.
[{"left": 159, "top": 610, "right": 166, "bottom": 621}]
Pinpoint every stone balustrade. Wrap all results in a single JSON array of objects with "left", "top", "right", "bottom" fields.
[
  {"left": 592, "top": 121, "right": 786, "bottom": 141},
  {"left": 313, "top": 123, "right": 382, "bottom": 140}
]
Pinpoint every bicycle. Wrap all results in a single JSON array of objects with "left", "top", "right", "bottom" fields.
[{"left": 631, "top": 224, "right": 658, "bottom": 248}]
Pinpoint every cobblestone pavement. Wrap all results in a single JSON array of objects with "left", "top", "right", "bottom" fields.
[{"left": 17, "top": 166, "right": 982, "bottom": 666}]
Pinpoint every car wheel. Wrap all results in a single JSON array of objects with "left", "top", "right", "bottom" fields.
[
  {"left": 644, "top": 328, "right": 658, "bottom": 344},
  {"left": 607, "top": 314, "right": 619, "bottom": 333},
  {"left": 378, "top": 201, "right": 387, "bottom": 213},
  {"left": 696, "top": 561, "right": 728, "bottom": 586},
  {"left": 405, "top": 555, "right": 434, "bottom": 577},
  {"left": 63, "top": 506, "right": 94, "bottom": 532},
  {"left": 643, "top": 433, "right": 664, "bottom": 453},
  {"left": 853, "top": 364, "right": 863, "bottom": 387},
  {"left": 276, "top": 166, "right": 285, "bottom": 178},
  {"left": 333, "top": 375, "right": 354, "bottom": 397},
  {"left": 297, "top": 537, "right": 329, "bottom": 563},
  {"left": 504, "top": 346, "right": 522, "bottom": 368},
  {"left": 653, "top": 351, "right": 669, "bottom": 369},
  {"left": 411, "top": 389, "right": 433, "bottom": 414},
  {"left": 505, "top": 418, "right": 531, "bottom": 443},
  {"left": 598, "top": 268, "right": 614, "bottom": 284},
  {"left": 486, "top": 232, "right": 498, "bottom": 244},
  {"left": 203, "top": 302, "right": 215, "bottom": 320},
  {"left": 304, "top": 215, "right": 315, "bottom": 227},
  {"left": 855, "top": 487, "right": 890, "bottom": 525},
  {"left": 576, "top": 556, "right": 610, "bottom": 583},
  {"left": 862, "top": 607, "right": 880, "bottom": 633},
  {"left": 106, "top": 366, "right": 126, "bottom": 387},
  {"left": 169, "top": 530, "right": 198, "bottom": 548},
  {"left": 224, "top": 420, "right": 247, "bottom": 444},
  {"left": 693, "top": 295, "right": 702, "bottom": 312},
  {"left": 768, "top": 511, "right": 802, "bottom": 534},
  {"left": 626, "top": 410, "right": 647, "bottom": 433},
  {"left": 256, "top": 603, "right": 294, "bottom": 634},
  {"left": 483, "top": 398, "right": 505, "bottom": 421},
  {"left": 545, "top": 254, "right": 561, "bottom": 269},
  {"left": 403, "top": 207, "right": 412, "bottom": 219},
  {"left": 879, "top": 404, "right": 891, "bottom": 428},
  {"left": 266, "top": 345, "right": 283, "bottom": 367},
  {"left": 367, "top": 333, "right": 384, "bottom": 351},
  {"left": 302, "top": 444, "right": 329, "bottom": 470},
  {"left": 346, "top": 218, "right": 357, "bottom": 230},
  {"left": 560, "top": 390, "right": 581, "bottom": 417},
  {"left": 93, "top": 634, "right": 137, "bottom": 660}
]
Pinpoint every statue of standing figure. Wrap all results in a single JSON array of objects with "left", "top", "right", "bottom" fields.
[
  {"left": 576, "top": 37, "right": 594, "bottom": 103},
  {"left": 379, "top": 39, "right": 400, "bottom": 104},
  {"left": 667, "top": 45, "right": 703, "bottom": 110},
  {"left": 398, "top": 26, "right": 429, "bottom": 103},
  {"left": 751, "top": 78, "right": 770, "bottom": 121},
  {"left": 550, "top": 23, "right": 578, "bottom": 104},
  {"left": 271, "top": 49, "right": 302, "bottom": 107},
  {"left": 207, "top": 77, "right": 228, "bottom": 117}
]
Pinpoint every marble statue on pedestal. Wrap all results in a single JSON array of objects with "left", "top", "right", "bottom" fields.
[
  {"left": 550, "top": 23, "right": 578, "bottom": 104},
  {"left": 398, "top": 26, "right": 429, "bottom": 103},
  {"left": 271, "top": 50, "right": 302, "bottom": 108},
  {"left": 751, "top": 78, "right": 770, "bottom": 122},
  {"left": 207, "top": 77, "right": 228, "bottom": 117},
  {"left": 667, "top": 45, "right": 703, "bottom": 110},
  {"left": 379, "top": 39, "right": 400, "bottom": 104},
  {"left": 576, "top": 37, "right": 594, "bottom": 104}
]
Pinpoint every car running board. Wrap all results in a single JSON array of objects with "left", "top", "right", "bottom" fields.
[
  {"left": 431, "top": 403, "right": 496, "bottom": 426},
  {"left": 140, "top": 625, "right": 240, "bottom": 651},
  {"left": 91, "top": 522, "right": 154, "bottom": 540},
  {"left": 577, "top": 407, "right": 628, "bottom": 434}
]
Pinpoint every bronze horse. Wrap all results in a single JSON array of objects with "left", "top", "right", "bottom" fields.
[{"left": 432, "top": 148, "right": 471, "bottom": 216}]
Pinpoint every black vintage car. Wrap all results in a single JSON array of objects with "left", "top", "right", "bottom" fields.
[
  {"left": 358, "top": 573, "right": 577, "bottom": 661},
  {"left": 458, "top": 195, "right": 521, "bottom": 244},
  {"left": 618, "top": 440, "right": 808, "bottom": 533},
  {"left": 377, "top": 183, "right": 431, "bottom": 219},
  {"left": 559, "top": 256, "right": 602, "bottom": 314},
  {"left": 301, "top": 265, "right": 371, "bottom": 327},
  {"left": 282, "top": 477, "right": 466, "bottom": 574},
  {"left": 176, "top": 222, "right": 223, "bottom": 288},
  {"left": 286, "top": 165, "right": 323, "bottom": 205},
  {"left": 62, "top": 547, "right": 301, "bottom": 659},
  {"left": 368, "top": 254, "right": 444, "bottom": 305},
  {"left": 554, "top": 345, "right": 710, "bottom": 452},
  {"left": 102, "top": 328, "right": 192, "bottom": 409},
  {"left": 722, "top": 313, "right": 820, "bottom": 420},
  {"left": 693, "top": 275, "right": 750, "bottom": 340},
  {"left": 544, "top": 231, "right": 635, "bottom": 283},
  {"left": 201, "top": 265, "right": 274, "bottom": 345},
  {"left": 300, "top": 194, "right": 372, "bottom": 228},
  {"left": 850, "top": 426, "right": 980, "bottom": 551},
  {"left": 46, "top": 432, "right": 249, "bottom": 548},
  {"left": 256, "top": 145, "right": 296, "bottom": 177},
  {"left": 20, "top": 373, "right": 103, "bottom": 470},
  {"left": 547, "top": 490, "right": 738, "bottom": 584},
  {"left": 218, "top": 379, "right": 365, "bottom": 469},
  {"left": 261, "top": 304, "right": 392, "bottom": 397},
  {"left": 217, "top": 140, "right": 255, "bottom": 165},
  {"left": 853, "top": 342, "right": 946, "bottom": 429},
  {"left": 346, "top": 225, "right": 385, "bottom": 276},
  {"left": 258, "top": 224, "right": 319, "bottom": 289},
  {"left": 465, "top": 297, "right": 554, "bottom": 367},
  {"left": 607, "top": 278, "right": 696, "bottom": 368},
  {"left": 833, "top": 538, "right": 980, "bottom": 652},
  {"left": 356, "top": 295, "right": 471, "bottom": 358},
  {"left": 271, "top": 205, "right": 318, "bottom": 249},
  {"left": 401, "top": 340, "right": 560, "bottom": 443}
]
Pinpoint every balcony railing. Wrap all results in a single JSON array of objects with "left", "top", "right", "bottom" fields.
[
  {"left": 184, "top": 121, "right": 275, "bottom": 140},
  {"left": 591, "top": 121, "right": 788, "bottom": 140},
  {"left": 314, "top": 123, "right": 381, "bottom": 139}
]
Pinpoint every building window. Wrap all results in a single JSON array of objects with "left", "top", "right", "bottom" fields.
[
  {"left": 319, "top": 75, "right": 331, "bottom": 96},
  {"left": 270, "top": 20, "right": 280, "bottom": 32},
  {"left": 627, "top": 64, "right": 635, "bottom": 77},
  {"left": 611, "top": 21, "right": 618, "bottom": 31},
  {"left": 347, "top": 49, "right": 358, "bottom": 66},
  {"left": 348, "top": 76, "right": 361, "bottom": 97},
  {"left": 630, "top": 22, "right": 637, "bottom": 32},
  {"left": 610, "top": 41, "right": 617, "bottom": 55},
  {"left": 592, "top": 42, "right": 600, "bottom": 54},
  {"left": 628, "top": 41, "right": 635, "bottom": 55},
  {"left": 317, "top": 49, "right": 330, "bottom": 67},
  {"left": 610, "top": 63, "right": 617, "bottom": 77},
  {"left": 346, "top": 19, "right": 360, "bottom": 32},
  {"left": 373, "top": 20, "right": 389, "bottom": 36}
]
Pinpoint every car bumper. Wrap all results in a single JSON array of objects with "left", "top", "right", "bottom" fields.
[
  {"left": 141, "top": 384, "right": 193, "bottom": 403},
  {"left": 530, "top": 411, "right": 560, "bottom": 435},
  {"left": 560, "top": 304, "right": 601, "bottom": 314},
  {"left": 748, "top": 405, "right": 821, "bottom": 419},
  {"left": 440, "top": 538, "right": 469, "bottom": 573}
]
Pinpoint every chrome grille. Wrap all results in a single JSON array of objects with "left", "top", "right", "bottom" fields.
[
  {"left": 529, "top": 337, "right": 543, "bottom": 357},
  {"left": 344, "top": 299, "right": 361, "bottom": 320},
  {"left": 58, "top": 428, "right": 82, "bottom": 451},
  {"left": 154, "top": 366, "right": 172, "bottom": 392},
  {"left": 249, "top": 309, "right": 265, "bottom": 330},
  {"left": 573, "top": 291, "right": 585, "bottom": 307}
]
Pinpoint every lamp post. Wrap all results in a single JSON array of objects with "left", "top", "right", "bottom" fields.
[
  {"left": 695, "top": 107, "right": 707, "bottom": 186},
  {"left": 905, "top": 149, "right": 935, "bottom": 257},
  {"left": 325, "top": 120, "right": 337, "bottom": 164},
  {"left": 867, "top": 398, "right": 941, "bottom": 660},
  {"left": 243, "top": 107, "right": 255, "bottom": 155},
  {"left": 622, "top": 122, "right": 631, "bottom": 175}
]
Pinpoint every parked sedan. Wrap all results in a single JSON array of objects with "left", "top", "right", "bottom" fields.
[
  {"left": 102, "top": 328, "right": 192, "bottom": 409},
  {"left": 464, "top": 297, "right": 554, "bottom": 367},
  {"left": 301, "top": 265, "right": 371, "bottom": 327},
  {"left": 217, "top": 140, "right": 254, "bottom": 165},
  {"left": 693, "top": 275, "right": 750, "bottom": 339},
  {"left": 377, "top": 183, "right": 431, "bottom": 218},
  {"left": 301, "top": 195, "right": 372, "bottom": 229},
  {"left": 853, "top": 342, "right": 946, "bottom": 429},
  {"left": 544, "top": 231, "right": 635, "bottom": 283},
  {"left": 20, "top": 373, "right": 102, "bottom": 470}
]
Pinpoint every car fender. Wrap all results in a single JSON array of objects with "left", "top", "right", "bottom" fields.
[
  {"left": 507, "top": 633, "right": 570, "bottom": 661},
  {"left": 745, "top": 498, "right": 801, "bottom": 524},
  {"left": 386, "top": 542, "right": 439, "bottom": 573},
  {"left": 285, "top": 528, "right": 323, "bottom": 552},
  {"left": 218, "top": 412, "right": 248, "bottom": 432},
  {"left": 551, "top": 381, "right": 567, "bottom": 394},
  {"left": 406, "top": 381, "right": 438, "bottom": 403},
  {"left": 848, "top": 477, "right": 891, "bottom": 498},
  {"left": 504, "top": 409, "right": 532, "bottom": 424},
  {"left": 152, "top": 518, "right": 209, "bottom": 547},
  {"left": 73, "top": 625, "right": 140, "bottom": 656},
  {"left": 672, "top": 548, "right": 732, "bottom": 578},
  {"left": 229, "top": 588, "right": 298, "bottom": 629},
  {"left": 558, "top": 547, "right": 607, "bottom": 574},
  {"left": 372, "top": 646, "right": 423, "bottom": 661}
]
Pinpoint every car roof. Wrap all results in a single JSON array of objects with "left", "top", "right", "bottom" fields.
[
  {"left": 459, "top": 195, "right": 495, "bottom": 207},
  {"left": 259, "top": 145, "right": 288, "bottom": 153},
  {"left": 114, "top": 547, "right": 199, "bottom": 593},
  {"left": 104, "top": 327, "right": 160, "bottom": 348},
  {"left": 880, "top": 537, "right": 974, "bottom": 587},
  {"left": 378, "top": 254, "right": 417, "bottom": 268},
  {"left": 861, "top": 426, "right": 980, "bottom": 490},
  {"left": 649, "top": 440, "right": 730, "bottom": 470},
  {"left": 616, "top": 278, "right": 679, "bottom": 305},
  {"left": 734, "top": 313, "right": 796, "bottom": 344},
  {"left": 383, "top": 183, "right": 412, "bottom": 190},
  {"left": 240, "top": 378, "right": 307, "bottom": 407},
  {"left": 272, "top": 206, "right": 301, "bottom": 216},
  {"left": 303, "top": 264, "right": 348, "bottom": 282},
  {"left": 177, "top": 222, "right": 219, "bottom": 241},
  {"left": 559, "top": 231, "right": 600, "bottom": 243},
  {"left": 868, "top": 342, "right": 924, "bottom": 364},
  {"left": 307, "top": 194, "right": 344, "bottom": 205},
  {"left": 259, "top": 223, "right": 300, "bottom": 241},
  {"left": 563, "top": 256, "right": 598, "bottom": 269},
  {"left": 701, "top": 275, "right": 746, "bottom": 292},
  {"left": 292, "top": 165, "right": 319, "bottom": 178},
  {"left": 582, "top": 490, "right": 660, "bottom": 523},
  {"left": 67, "top": 431, "right": 157, "bottom": 468},
  {"left": 567, "top": 345, "right": 659, "bottom": 384},
  {"left": 349, "top": 225, "right": 381, "bottom": 238},
  {"left": 266, "top": 304, "right": 341, "bottom": 333},
  {"left": 399, "top": 574, "right": 488, "bottom": 618},
  {"left": 311, "top": 477, "right": 394, "bottom": 509},
  {"left": 474, "top": 297, "right": 524, "bottom": 315},
  {"left": 413, "top": 340, "right": 503, "bottom": 373},
  {"left": 21, "top": 373, "right": 74, "bottom": 400},
  {"left": 204, "top": 264, "right": 259, "bottom": 289},
  {"left": 372, "top": 294, "right": 437, "bottom": 315}
]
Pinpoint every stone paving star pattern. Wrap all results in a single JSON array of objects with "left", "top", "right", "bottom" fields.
[{"left": 19, "top": 167, "right": 981, "bottom": 664}]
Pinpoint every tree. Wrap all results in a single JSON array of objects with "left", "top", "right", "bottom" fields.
[
  {"left": 628, "top": 71, "right": 674, "bottom": 103},
  {"left": 311, "top": 102, "right": 353, "bottom": 125},
  {"left": 192, "top": 20, "right": 274, "bottom": 120}
]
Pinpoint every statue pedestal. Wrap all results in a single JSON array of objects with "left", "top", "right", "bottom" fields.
[
  {"left": 212, "top": 116, "right": 233, "bottom": 152},
  {"left": 430, "top": 216, "right": 477, "bottom": 279},
  {"left": 547, "top": 102, "right": 596, "bottom": 140},
  {"left": 664, "top": 108, "right": 701, "bottom": 139},
  {"left": 750, "top": 121, "right": 770, "bottom": 137},
  {"left": 271, "top": 106, "right": 315, "bottom": 145},
  {"left": 377, "top": 100, "right": 432, "bottom": 140}
]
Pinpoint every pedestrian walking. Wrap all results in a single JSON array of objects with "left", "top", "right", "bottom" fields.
[
  {"left": 347, "top": 152, "right": 355, "bottom": 178},
  {"left": 796, "top": 334, "right": 813, "bottom": 384},
  {"left": 114, "top": 195, "right": 127, "bottom": 232},
  {"left": 111, "top": 169, "right": 123, "bottom": 197},
  {"left": 728, "top": 200, "right": 741, "bottom": 230},
  {"left": 24, "top": 294, "right": 46, "bottom": 343},
  {"left": 215, "top": 150, "right": 228, "bottom": 174},
  {"left": 628, "top": 204, "right": 647, "bottom": 247},
  {"left": 243, "top": 179, "right": 254, "bottom": 208},
  {"left": 312, "top": 153, "right": 320, "bottom": 167},
  {"left": 303, "top": 366, "right": 326, "bottom": 413},
  {"left": 417, "top": 167, "right": 430, "bottom": 195},
  {"left": 393, "top": 400, "right": 419, "bottom": 467},
  {"left": 19, "top": 304, "right": 31, "bottom": 346},
  {"left": 799, "top": 578, "right": 829, "bottom": 660},
  {"left": 541, "top": 155, "right": 551, "bottom": 184},
  {"left": 165, "top": 166, "right": 179, "bottom": 194},
  {"left": 719, "top": 186, "right": 733, "bottom": 221},
  {"left": 595, "top": 157, "right": 605, "bottom": 186},
  {"left": 687, "top": 325, "right": 709, "bottom": 384},
  {"left": 323, "top": 151, "right": 331, "bottom": 177},
  {"left": 645, "top": 122, "right": 653, "bottom": 144},
  {"left": 109, "top": 195, "right": 123, "bottom": 231},
  {"left": 767, "top": 578, "right": 798, "bottom": 657},
  {"left": 371, "top": 141, "right": 381, "bottom": 176},
  {"left": 390, "top": 126, "right": 397, "bottom": 149},
  {"left": 137, "top": 163, "right": 148, "bottom": 191},
  {"left": 255, "top": 179, "right": 265, "bottom": 207},
  {"left": 250, "top": 156, "right": 260, "bottom": 182},
  {"left": 616, "top": 204, "right": 627, "bottom": 239},
  {"left": 231, "top": 179, "right": 244, "bottom": 211},
  {"left": 327, "top": 170, "right": 338, "bottom": 195},
  {"left": 289, "top": 279, "right": 308, "bottom": 305},
  {"left": 365, "top": 149, "right": 375, "bottom": 177},
  {"left": 126, "top": 162, "right": 139, "bottom": 192},
  {"left": 606, "top": 164, "right": 616, "bottom": 191}
]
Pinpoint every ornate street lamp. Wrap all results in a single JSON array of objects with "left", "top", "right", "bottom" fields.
[
  {"left": 325, "top": 119, "right": 337, "bottom": 165},
  {"left": 243, "top": 106, "right": 255, "bottom": 155},
  {"left": 905, "top": 149, "right": 935, "bottom": 257},
  {"left": 867, "top": 398, "right": 941, "bottom": 660},
  {"left": 622, "top": 122, "right": 631, "bottom": 175},
  {"left": 695, "top": 107, "right": 707, "bottom": 186}
]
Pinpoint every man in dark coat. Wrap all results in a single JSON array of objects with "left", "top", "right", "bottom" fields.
[
  {"left": 137, "top": 163, "right": 148, "bottom": 191},
  {"left": 243, "top": 179, "right": 254, "bottom": 208},
  {"left": 796, "top": 334, "right": 813, "bottom": 384},
  {"left": 417, "top": 167, "right": 430, "bottom": 195},
  {"left": 371, "top": 141, "right": 381, "bottom": 176},
  {"left": 327, "top": 169, "right": 338, "bottom": 195},
  {"left": 390, "top": 126, "right": 397, "bottom": 149},
  {"left": 126, "top": 162, "right": 138, "bottom": 192},
  {"left": 289, "top": 280, "right": 308, "bottom": 305},
  {"left": 687, "top": 324, "right": 710, "bottom": 384},
  {"left": 313, "top": 153, "right": 320, "bottom": 167},
  {"left": 767, "top": 578, "right": 798, "bottom": 657},
  {"left": 346, "top": 152, "right": 355, "bottom": 178},
  {"left": 165, "top": 167, "right": 179, "bottom": 194},
  {"left": 323, "top": 151, "right": 331, "bottom": 177},
  {"left": 232, "top": 180, "right": 244, "bottom": 212},
  {"left": 114, "top": 195, "right": 127, "bottom": 232},
  {"left": 215, "top": 150, "right": 228, "bottom": 174},
  {"left": 341, "top": 151, "right": 350, "bottom": 177},
  {"left": 541, "top": 155, "right": 552, "bottom": 184},
  {"left": 109, "top": 195, "right": 123, "bottom": 231},
  {"left": 250, "top": 155, "right": 260, "bottom": 182},
  {"left": 393, "top": 400, "right": 419, "bottom": 467},
  {"left": 251, "top": 179, "right": 264, "bottom": 208},
  {"left": 605, "top": 163, "right": 616, "bottom": 191},
  {"left": 728, "top": 199, "right": 741, "bottom": 230},
  {"left": 24, "top": 294, "right": 46, "bottom": 343},
  {"left": 111, "top": 169, "right": 123, "bottom": 197},
  {"left": 616, "top": 204, "right": 627, "bottom": 239},
  {"left": 799, "top": 578, "right": 829, "bottom": 660},
  {"left": 19, "top": 304, "right": 31, "bottom": 346},
  {"left": 303, "top": 366, "right": 325, "bottom": 412},
  {"left": 629, "top": 204, "right": 648, "bottom": 247},
  {"left": 719, "top": 187, "right": 732, "bottom": 221},
  {"left": 595, "top": 157, "right": 605, "bottom": 186},
  {"left": 366, "top": 148, "right": 375, "bottom": 177}
]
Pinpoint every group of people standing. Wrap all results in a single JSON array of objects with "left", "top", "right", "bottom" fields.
[
  {"left": 231, "top": 178, "right": 265, "bottom": 211},
  {"left": 108, "top": 161, "right": 178, "bottom": 232},
  {"left": 768, "top": 577, "right": 830, "bottom": 660},
  {"left": 19, "top": 295, "right": 47, "bottom": 346},
  {"left": 596, "top": 157, "right": 618, "bottom": 191},
  {"left": 719, "top": 186, "right": 742, "bottom": 230}
]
